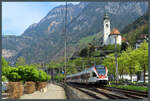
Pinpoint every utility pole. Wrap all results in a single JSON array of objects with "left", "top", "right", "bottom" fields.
[
  {"left": 82, "top": 58, "right": 85, "bottom": 70},
  {"left": 46, "top": 65, "right": 49, "bottom": 88},
  {"left": 53, "top": 66, "right": 54, "bottom": 83},
  {"left": 59, "top": 67, "right": 60, "bottom": 82},
  {"left": 64, "top": 1, "right": 67, "bottom": 83}
]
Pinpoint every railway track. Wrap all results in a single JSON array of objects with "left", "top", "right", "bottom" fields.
[
  {"left": 73, "top": 87, "right": 104, "bottom": 99},
  {"left": 104, "top": 87, "right": 148, "bottom": 99},
  {"left": 67, "top": 83, "right": 148, "bottom": 99}
]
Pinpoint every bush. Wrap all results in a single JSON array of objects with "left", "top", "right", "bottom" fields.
[
  {"left": 107, "top": 84, "right": 148, "bottom": 92},
  {"left": 103, "top": 44, "right": 121, "bottom": 52},
  {"left": 2, "top": 75, "right": 8, "bottom": 82},
  {"left": 2, "top": 64, "right": 51, "bottom": 82},
  {"left": 54, "top": 74, "right": 64, "bottom": 81},
  {"left": 38, "top": 70, "right": 51, "bottom": 82},
  {"left": 9, "top": 72, "right": 21, "bottom": 82}
]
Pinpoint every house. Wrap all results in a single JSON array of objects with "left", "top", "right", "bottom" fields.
[
  {"left": 139, "top": 72, "right": 148, "bottom": 83},
  {"left": 135, "top": 34, "right": 148, "bottom": 49},
  {"left": 109, "top": 28, "right": 122, "bottom": 45},
  {"left": 118, "top": 74, "right": 137, "bottom": 82},
  {"left": 122, "top": 37, "right": 127, "bottom": 42}
]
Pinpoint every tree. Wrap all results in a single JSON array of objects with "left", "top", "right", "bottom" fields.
[
  {"left": 2, "top": 57, "right": 9, "bottom": 76},
  {"left": 2, "top": 57, "right": 8, "bottom": 67},
  {"left": 54, "top": 74, "right": 64, "bottom": 81},
  {"left": 127, "top": 50, "right": 140, "bottom": 81},
  {"left": 102, "top": 53, "right": 115, "bottom": 78},
  {"left": 136, "top": 40, "right": 148, "bottom": 83},
  {"left": 118, "top": 51, "right": 130, "bottom": 80},
  {"left": 88, "top": 44, "right": 95, "bottom": 57},
  {"left": 79, "top": 48, "right": 88, "bottom": 57},
  {"left": 2, "top": 57, "right": 10, "bottom": 81},
  {"left": 16, "top": 57, "right": 26, "bottom": 66},
  {"left": 103, "top": 44, "right": 121, "bottom": 53},
  {"left": 121, "top": 42, "right": 128, "bottom": 51}
]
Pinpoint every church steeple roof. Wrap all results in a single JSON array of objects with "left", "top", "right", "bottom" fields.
[{"left": 104, "top": 13, "right": 109, "bottom": 20}]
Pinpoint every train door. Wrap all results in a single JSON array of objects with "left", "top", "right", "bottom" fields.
[
  {"left": 89, "top": 71, "right": 98, "bottom": 83},
  {"left": 85, "top": 72, "right": 90, "bottom": 84}
]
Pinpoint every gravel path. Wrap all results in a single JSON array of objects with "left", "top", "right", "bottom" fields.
[{"left": 20, "top": 83, "right": 66, "bottom": 99}]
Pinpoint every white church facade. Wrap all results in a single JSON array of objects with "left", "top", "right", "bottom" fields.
[{"left": 103, "top": 14, "right": 122, "bottom": 46}]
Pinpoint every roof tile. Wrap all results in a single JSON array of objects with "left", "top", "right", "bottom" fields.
[{"left": 110, "top": 28, "right": 120, "bottom": 35}]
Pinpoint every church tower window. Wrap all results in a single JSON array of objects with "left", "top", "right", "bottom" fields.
[{"left": 106, "top": 24, "right": 108, "bottom": 28}]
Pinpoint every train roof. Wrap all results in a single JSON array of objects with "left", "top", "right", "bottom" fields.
[
  {"left": 95, "top": 65, "right": 105, "bottom": 68},
  {"left": 66, "top": 66, "right": 94, "bottom": 78}
]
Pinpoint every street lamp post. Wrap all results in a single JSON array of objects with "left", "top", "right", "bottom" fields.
[
  {"left": 53, "top": 67, "right": 54, "bottom": 82},
  {"left": 46, "top": 66, "right": 48, "bottom": 83},
  {"left": 110, "top": 28, "right": 120, "bottom": 84},
  {"left": 114, "top": 36, "right": 119, "bottom": 83},
  {"left": 59, "top": 67, "right": 60, "bottom": 82}
]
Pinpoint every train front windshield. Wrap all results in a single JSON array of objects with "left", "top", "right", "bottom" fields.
[{"left": 95, "top": 65, "right": 106, "bottom": 75}]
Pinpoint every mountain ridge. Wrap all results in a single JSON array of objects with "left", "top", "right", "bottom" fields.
[{"left": 2, "top": 2, "right": 148, "bottom": 64}]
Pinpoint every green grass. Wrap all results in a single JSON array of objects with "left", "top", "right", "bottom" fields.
[
  {"left": 106, "top": 84, "right": 148, "bottom": 92},
  {"left": 79, "top": 35, "right": 97, "bottom": 45}
]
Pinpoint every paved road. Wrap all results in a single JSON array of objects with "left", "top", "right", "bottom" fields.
[{"left": 20, "top": 83, "right": 66, "bottom": 99}]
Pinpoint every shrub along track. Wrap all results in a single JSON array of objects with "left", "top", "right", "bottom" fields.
[{"left": 67, "top": 83, "right": 148, "bottom": 99}]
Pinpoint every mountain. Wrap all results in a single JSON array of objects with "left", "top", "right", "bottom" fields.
[
  {"left": 2, "top": 2, "right": 148, "bottom": 64},
  {"left": 121, "top": 12, "right": 148, "bottom": 46},
  {"left": 70, "top": 11, "right": 149, "bottom": 59},
  {"left": 121, "top": 12, "right": 148, "bottom": 34}
]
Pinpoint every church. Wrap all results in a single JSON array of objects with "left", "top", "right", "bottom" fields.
[{"left": 103, "top": 14, "right": 122, "bottom": 46}]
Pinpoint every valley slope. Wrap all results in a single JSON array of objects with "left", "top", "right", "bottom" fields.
[{"left": 2, "top": 2, "right": 148, "bottom": 64}]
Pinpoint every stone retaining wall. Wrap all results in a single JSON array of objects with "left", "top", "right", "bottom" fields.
[{"left": 57, "top": 83, "right": 80, "bottom": 99}]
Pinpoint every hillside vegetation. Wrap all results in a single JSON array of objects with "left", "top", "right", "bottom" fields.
[{"left": 2, "top": 2, "right": 148, "bottom": 64}]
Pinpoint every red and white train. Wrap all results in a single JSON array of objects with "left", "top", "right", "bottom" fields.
[{"left": 66, "top": 65, "right": 108, "bottom": 85}]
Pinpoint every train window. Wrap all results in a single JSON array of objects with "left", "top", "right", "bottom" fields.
[
  {"left": 95, "top": 65, "right": 105, "bottom": 69},
  {"left": 95, "top": 66, "right": 106, "bottom": 75},
  {"left": 81, "top": 74, "right": 84, "bottom": 79},
  {"left": 92, "top": 72, "right": 97, "bottom": 77}
]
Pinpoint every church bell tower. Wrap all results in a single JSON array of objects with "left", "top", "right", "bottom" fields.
[{"left": 103, "top": 13, "right": 110, "bottom": 46}]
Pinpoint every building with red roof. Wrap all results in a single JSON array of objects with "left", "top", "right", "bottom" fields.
[
  {"left": 103, "top": 14, "right": 122, "bottom": 46},
  {"left": 122, "top": 37, "right": 127, "bottom": 41}
]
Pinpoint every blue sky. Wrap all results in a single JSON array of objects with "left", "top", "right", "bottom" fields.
[{"left": 2, "top": 2, "right": 79, "bottom": 36}]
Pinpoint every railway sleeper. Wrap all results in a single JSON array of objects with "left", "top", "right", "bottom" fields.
[
  {"left": 97, "top": 88, "right": 128, "bottom": 99},
  {"left": 69, "top": 84, "right": 126, "bottom": 99},
  {"left": 74, "top": 87, "right": 103, "bottom": 99},
  {"left": 92, "top": 88, "right": 128, "bottom": 99},
  {"left": 124, "top": 93, "right": 146, "bottom": 99}
]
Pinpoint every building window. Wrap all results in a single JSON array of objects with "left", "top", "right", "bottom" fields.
[{"left": 106, "top": 24, "right": 108, "bottom": 28}]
